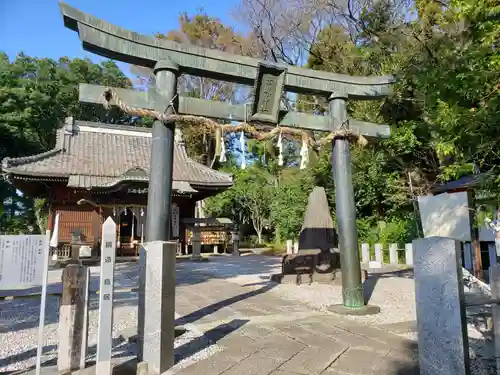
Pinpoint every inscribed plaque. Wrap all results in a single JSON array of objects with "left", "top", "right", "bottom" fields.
[
  {"left": 0, "top": 235, "right": 47, "bottom": 288},
  {"left": 172, "top": 203, "right": 180, "bottom": 238},
  {"left": 250, "top": 62, "right": 287, "bottom": 124}
]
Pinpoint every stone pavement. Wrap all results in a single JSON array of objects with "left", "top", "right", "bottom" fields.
[{"left": 174, "top": 263, "right": 419, "bottom": 375}]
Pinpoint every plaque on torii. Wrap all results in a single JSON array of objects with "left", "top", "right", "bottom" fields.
[{"left": 60, "top": 1, "right": 392, "bottom": 326}]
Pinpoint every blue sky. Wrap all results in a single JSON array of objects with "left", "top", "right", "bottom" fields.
[{"left": 0, "top": 0, "right": 242, "bottom": 77}]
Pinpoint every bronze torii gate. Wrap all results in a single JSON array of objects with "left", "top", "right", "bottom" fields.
[{"left": 59, "top": 2, "right": 394, "bottom": 373}]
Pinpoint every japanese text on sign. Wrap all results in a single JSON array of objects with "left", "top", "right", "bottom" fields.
[{"left": 0, "top": 235, "right": 47, "bottom": 288}]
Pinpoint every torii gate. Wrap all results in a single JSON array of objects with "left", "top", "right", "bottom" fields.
[{"left": 59, "top": 2, "right": 394, "bottom": 373}]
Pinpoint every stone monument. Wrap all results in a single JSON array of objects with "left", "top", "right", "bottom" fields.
[{"left": 273, "top": 187, "right": 353, "bottom": 284}]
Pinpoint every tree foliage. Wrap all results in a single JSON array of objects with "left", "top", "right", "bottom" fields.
[
  {"left": 204, "top": 0, "right": 500, "bottom": 246},
  {"left": 0, "top": 54, "right": 132, "bottom": 233}
]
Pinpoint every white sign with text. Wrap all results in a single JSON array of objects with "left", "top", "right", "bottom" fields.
[{"left": 0, "top": 234, "right": 48, "bottom": 288}]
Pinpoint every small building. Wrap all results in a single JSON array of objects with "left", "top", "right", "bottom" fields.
[
  {"left": 430, "top": 172, "right": 497, "bottom": 243},
  {"left": 1, "top": 118, "right": 233, "bottom": 256},
  {"left": 428, "top": 172, "right": 498, "bottom": 273}
]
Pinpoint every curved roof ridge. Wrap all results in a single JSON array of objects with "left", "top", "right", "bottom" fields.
[{"left": 2, "top": 148, "right": 62, "bottom": 169}]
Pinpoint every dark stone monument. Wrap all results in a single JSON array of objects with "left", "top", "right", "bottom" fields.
[{"left": 273, "top": 187, "right": 354, "bottom": 285}]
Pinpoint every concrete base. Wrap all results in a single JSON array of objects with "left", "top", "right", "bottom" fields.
[{"left": 328, "top": 303, "right": 381, "bottom": 316}]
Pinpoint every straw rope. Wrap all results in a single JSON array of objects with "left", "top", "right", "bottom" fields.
[{"left": 102, "top": 88, "right": 367, "bottom": 147}]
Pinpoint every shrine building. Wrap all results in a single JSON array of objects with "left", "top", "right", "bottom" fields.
[{"left": 1, "top": 118, "right": 233, "bottom": 256}]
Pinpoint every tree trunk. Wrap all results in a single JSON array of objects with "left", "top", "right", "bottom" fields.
[{"left": 256, "top": 230, "right": 262, "bottom": 244}]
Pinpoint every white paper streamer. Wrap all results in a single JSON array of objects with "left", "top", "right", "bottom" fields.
[
  {"left": 300, "top": 137, "right": 309, "bottom": 170},
  {"left": 240, "top": 131, "right": 246, "bottom": 169},
  {"left": 220, "top": 134, "right": 227, "bottom": 162},
  {"left": 277, "top": 131, "right": 284, "bottom": 166}
]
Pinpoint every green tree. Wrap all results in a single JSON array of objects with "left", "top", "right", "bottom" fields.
[
  {"left": 205, "top": 166, "right": 274, "bottom": 243},
  {"left": 0, "top": 53, "right": 132, "bottom": 233}
]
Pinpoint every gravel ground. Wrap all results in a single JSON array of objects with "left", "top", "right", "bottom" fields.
[
  {"left": 0, "top": 264, "right": 220, "bottom": 373},
  {"left": 185, "top": 255, "right": 417, "bottom": 325}
]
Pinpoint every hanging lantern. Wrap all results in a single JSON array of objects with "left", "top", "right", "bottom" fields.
[
  {"left": 240, "top": 131, "right": 246, "bottom": 169},
  {"left": 300, "top": 135, "right": 309, "bottom": 170},
  {"left": 277, "top": 130, "right": 284, "bottom": 166}
]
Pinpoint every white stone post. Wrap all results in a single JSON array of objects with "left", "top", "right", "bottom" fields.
[
  {"left": 361, "top": 243, "right": 370, "bottom": 263},
  {"left": 405, "top": 243, "right": 413, "bottom": 266},
  {"left": 374, "top": 243, "right": 383, "bottom": 264},
  {"left": 389, "top": 243, "right": 398, "bottom": 265}
]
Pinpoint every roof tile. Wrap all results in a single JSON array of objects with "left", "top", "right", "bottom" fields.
[{"left": 2, "top": 121, "right": 232, "bottom": 189}]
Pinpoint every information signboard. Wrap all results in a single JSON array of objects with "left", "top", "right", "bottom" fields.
[{"left": 0, "top": 234, "right": 47, "bottom": 288}]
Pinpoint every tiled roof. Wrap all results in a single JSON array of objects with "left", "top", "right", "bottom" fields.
[
  {"left": 2, "top": 120, "right": 233, "bottom": 190},
  {"left": 430, "top": 173, "right": 491, "bottom": 194}
]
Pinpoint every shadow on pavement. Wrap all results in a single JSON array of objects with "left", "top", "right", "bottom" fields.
[
  {"left": 174, "top": 319, "right": 249, "bottom": 364},
  {"left": 175, "top": 283, "right": 276, "bottom": 326}
]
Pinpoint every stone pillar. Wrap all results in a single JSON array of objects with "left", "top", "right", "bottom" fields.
[
  {"left": 361, "top": 243, "right": 370, "bottom": 263},
  {"left": 374, "top": 243, "right": 383, "bottom": 264},
  {"left": 143, "top": 241, "right": 176, "bottom": 374},
  {"left": 405, "top": 243, "right": 413, "bottom": 265},
  {"left": 328, "top": 94, "right": 378, "bottom": 315},
  {"left": 286, "top": 240, "right": 293, "bottom": 255},
  {"left": 192, "top": 226, "right": 201, "bottom": 260},
  {"left": 389, "top": 243, "right": 398, "bottom": 264},
  {"left": 414, "top": 237, "right": 470, "bottom": 375},
  {"left": 145, "top": 60, "right": 178, "bottom": 243},
  {"left": 57, "top": 264, "right": 89, "bottom": 372},
  {"left": 70, "top": 229, "right": 82, "bottom": 261},
  {"left": 489, "top": 264, "right": 500, "bottom": 375},
  {"left": 231, "top": 231, "right": 240, "bottom": 256},
  {"left": 137, "top": 245, "right": 146, "bottom": 362}
]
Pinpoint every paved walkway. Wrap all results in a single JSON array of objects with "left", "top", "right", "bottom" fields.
[{"left": 174, "top": 262, "right": 419, "bottom": 375}]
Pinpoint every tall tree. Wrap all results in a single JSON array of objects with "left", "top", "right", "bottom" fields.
[
  {"left": 0, "top": 53, "right": 132, "bottom": 233},
  {"left": 131, "top": 12, "right": 261, "bottom": 166}
]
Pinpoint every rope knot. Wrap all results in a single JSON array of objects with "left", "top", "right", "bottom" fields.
[{"left": 331, "top": 129, "right": 368, "bottom": 147}]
